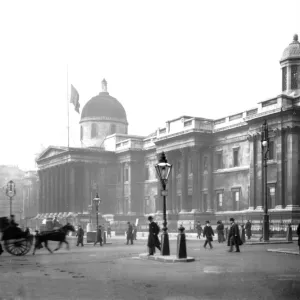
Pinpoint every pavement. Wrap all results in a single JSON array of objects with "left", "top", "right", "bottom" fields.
[{"left": 0, "top": 238, "right": 300, "bottom": 299}]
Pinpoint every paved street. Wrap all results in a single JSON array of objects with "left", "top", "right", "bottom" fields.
[{"left": 0, "top": 237, "right": 299, "bottom": 300}]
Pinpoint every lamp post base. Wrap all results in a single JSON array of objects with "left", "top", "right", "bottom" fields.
[
  {"left": 263, "top": 214, "right": 269, "bottom": 242},
  {"left": 161, "top": 232, "right": 170, "bottom": 256}
]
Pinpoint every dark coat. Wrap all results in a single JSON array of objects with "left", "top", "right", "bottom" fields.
[
  {"left": 297, "top": 224, "right": 300, "bottom": 246},
  {"left": 245, "top": 221, "right": 252, "bottom": 237},
  {"left": 76, "top": 228, "right": 84, "bottom": 237},
  {"left": 203, "top": 225, "right": 214, "bottom": 239},
  {"left": 126, "top": 224, "right": 133, "bottom": 239},
  {"left": 216, "top": 223, "right": 224, "bottom": 232},
  {"left": 96, "top": 228, "right": 102, "bottom": 241},
  {"left": 147, "top": 222, "right": 160, "bottom": 249},
  {"left": 227, "top": 223, "right": 241, "bottom": 246},
  {"left": 196, "top": 224, "right": 203, "bottom": 233}
]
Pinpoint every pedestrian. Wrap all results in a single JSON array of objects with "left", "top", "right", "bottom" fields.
[
  {"left": 133, "top": 224, "right": 138, "bottom": 240},
  {"left": 228, "top": 218, "right": 241, "bottom": 252},
  {"left": 216, "top": 220, "right": 225, "bottom": 243},
  {"left": 241, "top": 224, "right": 246, "bottom": 244},
  {"left": 147, "top": 216, "right": 161, "bottom": 255},
  {"left": 107, "top": 224, "right": 111, "bottom": 238},
  {"left": 225, "top": 226, "right": 229, "bottom": 241},
  {"left": 94, "top": 225, "right": 103, "bottom": 246},
  {"left": 125, "top": 222, "right": 134, "bottom": 245},
  {"left": 196, "top": 221, "right": 203, "bottom": 239},
  {"left": 203, "top": 220, "right": 214, "bottom": 249},
  {"left": 76, "top": 225, "right": 84, "bottom": 247},
  {"left": 245, "top": 220, "right": 252, "bottom": 240},
  {"left": 297, "top": 223, "right": 300, "bottom": 254}
]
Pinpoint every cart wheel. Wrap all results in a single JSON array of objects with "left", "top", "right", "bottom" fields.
[{"left": 4, "top": 239, "right": 31, "bottom": 256}]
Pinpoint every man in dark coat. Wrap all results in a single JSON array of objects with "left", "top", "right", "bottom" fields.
[
  {"left": 203, "top": 221, "right": 214, "bottom": 249},
  {"left": 297, "top": 223, "right": 300, "bottom": 254},
  {"left": 196, "top": 221, "right": 203, "bottom": 239},
  {"left": 245, "top": 220, "right": 252, "bottom": 240},
  {"left": 94, "top": 225, "right": 103, "bottom": 246},
  {"left": 228, "top": 218, "right": 241, "bottom": 252},
  {"left": 147, "top": 216, "right": 161, "bottom": 255},
  {"left": 76, "top": 225, "right": 84, "bottom": 247},
  {"left": 216, "top": 221, "right": 225, "bottom": 243},
  {"left": 126, "top": 222, "right": 134, "bottom": 245}
]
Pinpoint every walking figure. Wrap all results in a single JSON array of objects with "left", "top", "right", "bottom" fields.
[
  {"left": 196, "top": 221, "right": 203, "bottom": 239},
  {"left": 228, "top": 218, "right": 241, "bottom": 252},
  {"left": 147, "top": 216, "right": 161, "bottom": 255},
  {"left": 245, "top": 220, "right": 252, "bottom": 240},
  {"left": 241, "top": 224, "right": 246, "bottom": 244},
  {"left": 94, "top": 225, "right": 103, "bottom": 246},
  {"left": 126, "top": 222, "right": 133, "bottom": 245},
  {"left": 216, "top": 220, "right": 225, "bottom": 243},
  {"left": 76, "top": 225, "right": 84, "bottom": 247},
  {"left": 203, "top": 221, "right": 214, "bottom": 249}
]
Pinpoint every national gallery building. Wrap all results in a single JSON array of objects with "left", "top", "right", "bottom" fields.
[{"left": 36, "top": 34, "right": 300, "bottom": 231}]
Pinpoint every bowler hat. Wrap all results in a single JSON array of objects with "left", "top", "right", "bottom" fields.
[
  {"left": 206, "top": 220, "right": 210, "bottom": 224},
  {"left": 229, "top": 218, "right": 234, "bottom": 222},
  {"left": 148, "top": 216, "right": 153, "bottom": 221}
]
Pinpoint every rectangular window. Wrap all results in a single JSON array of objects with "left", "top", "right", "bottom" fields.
[
  {"left": 291, "top": 65, "right": 299, "bottom": 89},
  {"left": 203, "top": 156, "right": 208, "bottom": 171},
  {"left": 268, "top": 185, "right": 276, "bottom": 209},
  {"left": 216, "top": 151, "right": 223, "bottom": 169},
  {"left": 145, "top": 166, "right": 150, "bottom": 180},
  {"left": 233, "top": 149, "right": 239, "bottom": 167},
  {"left": 282, "top": 67, "right": 287, "bottom": 91},
  {"left": 216, "top": 192, "right": 223, "bottom": 211},
  {"left": 268, "top": 141, "right": 275, "bottom": 160},
  {"left": 124, "top": 168, "right": 129, "bottom": 182},
  {"left": 232, "top": 189, "right": 240, "bottom": 211}
]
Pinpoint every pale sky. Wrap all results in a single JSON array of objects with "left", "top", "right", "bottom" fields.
[{"left": 0, "top": 0, "right": 299, "bottom": 170}]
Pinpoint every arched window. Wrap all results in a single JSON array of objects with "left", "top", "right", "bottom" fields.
[
  {"left": 110, "top": 124, "right": 116, "bottom": 135},
  {"left": 91, "top": 123, "right": 97, "bottom": 138},
  {"left": 80, "top": 126, "right": 83, "bottom": 140}
]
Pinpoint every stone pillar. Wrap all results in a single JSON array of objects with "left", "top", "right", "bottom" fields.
[
  {"left": 120, "top": 163, "right": 124, "bottom": 215},
  {"left": 64, "top": 164, "right": 69, "bottom": 213},
  {"left": 206, "top": 150, "right": 214, "bottom": 212},
  {"left": 69, "top": 164, "right": 76, "bottom": 212},
  {"left": 249, "top": 135, "right": 257, "bottom": 210},
  {"left": 84, "top": 164, "right": 90, "bottom": 212},
  {"left": 38, "top": 170, "right": 43, "bottom": 214},
  {"left": 275, "top": 129, "right": 285, "bottom": 209},
  {"left": 49, "top": 168, "right": 54, "bottom": 213},
  {"left": 54, "top": 166, "right": 59, "bottom": 213},
  {"left": 180, "top": 148, "right": 189, "bottom": 213},
  {"left": 45, "top": 169, "right": 50, "bottom": 213},
  {"left": 191, "top": 148, "right": 200, "bottom": 212},
  {"left": 166, "top": 152, "right": 173, "bottom": 214},
  {"left": 286, "top": 128, "right": 300, "bottom": 207},
  {"left": 171, "top": 154, "right": 178, "bottom": 213},
  {"left": 198, "top": 150, "right": 203, "bottom": 212},
  {"left": 58, "top": 166, "right": 64, "bottom": 214},
  {"left": 255, "top": 135, "right": 263, "bottom": 210}
]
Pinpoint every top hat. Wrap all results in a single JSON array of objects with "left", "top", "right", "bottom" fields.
[{"left": 229, "top": 218, "right": 235, "bottom": 222}]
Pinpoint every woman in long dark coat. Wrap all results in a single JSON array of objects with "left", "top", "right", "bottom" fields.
[{"left": 147, "top": 216, "right": 161, "bottom": 255}]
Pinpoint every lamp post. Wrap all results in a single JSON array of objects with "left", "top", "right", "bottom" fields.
[
  {"left": 261, "top": 119, "right": 270, "bottom": 242},
  {"left": 155, "top": 152, "right": 172, "bottom": 256},
  {"left": 93, "top": 193, "right": 101, "bottom": 236},
  {"left": 88, "top": 205, "right": 92, "bottom": 224},
  {"left": 6, "top": 180, "right": 16, "bottom": 216}
]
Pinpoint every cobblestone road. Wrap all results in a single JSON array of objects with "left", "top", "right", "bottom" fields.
[{"left": 0, "top": 239, "right": 299, "bottom": 300}]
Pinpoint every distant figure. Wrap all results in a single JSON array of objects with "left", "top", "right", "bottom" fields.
[
  {"left": 241, "top": 224, "right": 246, "bottom": 244},
  {"left": 216, "top": 220, "right": 225, "bottom": 243},
  {"left": 228, "top": 218, "right": 241, "bottom": 253},
  {"left": 133, "top": 224, "right": 138, "bottom": 240},
  {"left": 297, "top": 223, "right": 300, "bottom": 254},
  {"left": 126, "top": 222, "right": 133, "bottom": 245},
  {"left": 245, "top": 220, "right": 252, "bottom": 240},
  {"left": 107, "top": 224, "right": 111, "bottom": 238},
  {"left": 94, "top": 226, "right": 103, "bottom": 246},
  {"left": 203, "top": 221, "right": 214, "bottom": 249},
  {"left": 196, "top": 221, "right": 203, "bottom": 239},
  {"left": 53, "top": 217, "right": 60, "bottom": 229},
  {"left": 76, "top": 225, "right": 84, "bottom": 247},
  {"left": 147, "top": 216, "right": 161, "bottom": 255}
]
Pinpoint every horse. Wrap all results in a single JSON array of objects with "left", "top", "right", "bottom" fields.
[{"left": 32, "top": 223, "right": 75, "bottom": 255}]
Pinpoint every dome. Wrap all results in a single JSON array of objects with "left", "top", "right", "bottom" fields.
[
  {"left": 280, "top": 34, "right": 300, "bottom": 62},
  {"left": 81, "top": 79, "right": 127, "bottom": 123}
]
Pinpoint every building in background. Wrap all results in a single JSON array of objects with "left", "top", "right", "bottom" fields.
[{"left": 36, "top": 34, "right": 300, "bottom": 232}]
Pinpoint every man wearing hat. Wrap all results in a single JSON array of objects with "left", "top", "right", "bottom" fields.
[
  {"left": 203, "top": 220, "right": 214, "bottom": 249},
  {"left": 94, "top": 225, "right": 103, "bottom": 246},
  {"left": 126, "top": 222, "right": 134, "bottom": 245},
  {"left": 147, "top": 216, "right": 161, "bottom": 255},
  {"left": 228, "top": 218, "right": 241, "bottom": 252},
  {"left": 76, "top": 225, "right": 84, "bottom": 247}
]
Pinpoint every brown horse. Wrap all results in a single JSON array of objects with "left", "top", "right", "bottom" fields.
[{"left": 33, "top": 223, "right": 75, "bottom": 255}]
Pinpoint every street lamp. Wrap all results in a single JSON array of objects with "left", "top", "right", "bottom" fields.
[
  {"left": 155, "top": 152, "right": 172, "bottom": 256},
  {"left": 6, "top": 180, "right": 16, "bottom": 216},
  {"left": 93, "top": 193, "right": 101, "bottom": 234},
  {"left": 261, "top": 119, "right": 270, "bottom": 242}
]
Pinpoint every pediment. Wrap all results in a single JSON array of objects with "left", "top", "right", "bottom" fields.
[{"left": 36, "top": 146, "right": 68, "bottom": 161}]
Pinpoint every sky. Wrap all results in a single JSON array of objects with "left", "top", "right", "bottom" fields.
[{"left": 0, "top": 0, "right": 299, "bottom": 170}]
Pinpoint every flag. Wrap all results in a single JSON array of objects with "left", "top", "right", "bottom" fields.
[{"left": 70, "top": 84, "right": 80, "bottom": 113}]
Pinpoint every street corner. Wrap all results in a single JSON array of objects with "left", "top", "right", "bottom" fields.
[
  {"left": 139, "top": 253, "right": 195, "bottom": 263},
  {"left": 267, "top": 248, "right": 300, "bottom": 256}
]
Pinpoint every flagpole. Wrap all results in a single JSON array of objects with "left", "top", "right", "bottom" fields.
[{"left": 67, "top": 64, "right": 70, "bottom": 149}]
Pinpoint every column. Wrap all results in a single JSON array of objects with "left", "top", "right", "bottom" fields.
[
  {"left": 46, "top": 169, "right": 51, "bottom": 213},
  {"left": 58, "top": 166, "right": 64, "bottom": 213},
  {"left": 197, "top": 150, "right": 203, "bottom": 211},
  {"left": 84, "top": 164, "right": 90, "bottom": 212},
  {"left": 206, "top": 150, "right": 214, "bottom": 212},
  {"left": 180, "top": 148, "right": 189, "bottom": 213},
  {"left": 69, "top": 164, "right": 76, "bottom": 212},
  {"left": 54, "top": 166, "right": 59, "bottom": 213},
  {"left": 286, "top": 128, "right": 300, "bottom": 207},
  {"left": 64, "top": 164, "right": 69, "bottom": 213},
  {"left": 120, "top": 163, "right": 124, "bottom": 215},
  {"left": 255, "top": 135, "right": 263, "bottom": 210},
  {"left": 249, "top": 135, "right": 256, "bottom": 210},
  {"left": 171, "top": 154, "right": 178, "bottom": 213},
  {"left": 166, "top": 152, "right": 173, "bottom": 214},
  {"left": 191, "top": 147, "right": 199, "bottom": 212},
  {"left": 275, "top": 129, "right": 285, "bottom": 209}
]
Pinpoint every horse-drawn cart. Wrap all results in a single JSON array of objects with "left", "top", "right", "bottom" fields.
[{"left": 0, "top": 217, "right": 34, "bottom": 256}]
